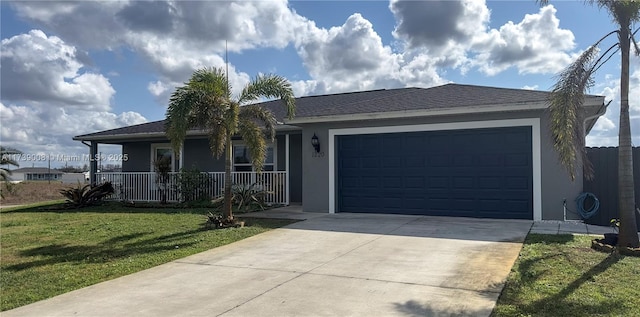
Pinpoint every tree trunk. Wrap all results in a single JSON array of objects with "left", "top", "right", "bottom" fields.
[
  {"left": 617, "top": 26, "right": 639, "bottom": 248},
  {"left": 223, "top": 133, "right": 233, "bottom": 219}
]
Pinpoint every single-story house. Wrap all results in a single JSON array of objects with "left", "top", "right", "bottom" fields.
[
  {"left": 73, "top": 83, "right": 606, "bottom": 221},
  {"left": 7, "top": 167, "right": 64, "bottom": 182}
]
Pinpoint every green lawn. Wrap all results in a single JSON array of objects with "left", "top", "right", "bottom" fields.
[
  {"left": 492, "top": 234, "right": 640, "bottom": 317},
  {"left": 0, "top": 203, "right": 296, "bottom": 311}
]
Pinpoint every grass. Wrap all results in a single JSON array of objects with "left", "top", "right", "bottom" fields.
[
  {"left": 0, "top": 202, "right": 297, "bottom": 311},
  {"left": 492, "top": 234, "right": 640, "bottom": 317}
]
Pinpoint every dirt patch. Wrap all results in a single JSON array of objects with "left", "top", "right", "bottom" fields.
[
  {"left": 444, "top": 242, "right": 524, "bottom": 293},
  {"left": 1, "top": 182, "right": 70, "bottom": 205}
]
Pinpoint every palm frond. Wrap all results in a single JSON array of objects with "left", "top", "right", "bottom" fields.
[
  {"left": 0, "top": 169, "right": 11, "bottom": 182},
  {"left": 547, "top": 28, "right": 620, "bottom": 180},
  {"left": 1, "top": 146, "right": 21, "bottom": 183},
  {"left": 632, "top": 27, "right": 640, "bottom": 55},
  {"left": 207, "top": 124, "right": 228, "bottom": 159},
  {"left": 237, "top": 120, "right": 267, "bottom": 172},
  {"left": 239, "top": 104, "right": 277, "bottom": 141},
  {"left": 166, "top": 67, "right": 231, "bottom": 154},
  {"left": 604, "top": 1, "right": 640, "bottom": 27},
  {"left": 548, "top": 45, "right": 601, "bottom": 180},
  {"left": 166, "top": 86, "right": 196, "bottom": 153},
  {"left": 237, "top": 74, "right": 296, "bottom": 119},
  {"left": 1, "top": 146, "right": 22, "bottom": 167}
]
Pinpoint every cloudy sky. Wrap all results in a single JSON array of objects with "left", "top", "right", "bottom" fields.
[{"left": 1, "top": 0, "right": 638, "bottom": 168}]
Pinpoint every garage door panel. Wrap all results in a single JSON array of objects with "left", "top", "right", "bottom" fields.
[
  {"left": 452, "top": 177, "right": 474, "bottom": 189},
  {"left": 382, "top": 177, "right": 403, "bottom": 189},
  {"left": 478, "top": 154, "right": 503, "bottom": 166},
  {"left": 478, "top": 177, "right": 501, "bottom": 189},
  {"left": 429, "top": 155, "right": 450, "bottom": 166},
  {"left": 341, "top": 157, "right": 360, "bottom": 169},
  {"left": 337, "top": 126, "right": 533, "bottom": 219},
  {"left": 505, "top": 130, "right": 530, "bottom": 144},
  {"left": 382, "top": 157, "right": 402, "bottom": 168},
  {"left": 341, "top": 176, "right": 360, "bottom": 189},
  {"left": 405, "top": 156, "right": 424, "bottom": 167},
  {"left": 505, "top": 153, "right": 529, "bottom": 167},
  {"left": 506, "top": 177, "right": 529, "bottom": 189},
  {"left": 453, "top": 155, "right": 474, "bottom": 167},
  {"left": 359, "top": 157, "right": 376, "bottom": 167},
  {"left": 405, "top": 177, "right": 425, "bottom": 188}
]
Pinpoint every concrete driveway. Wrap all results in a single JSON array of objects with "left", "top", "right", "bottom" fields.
[{"left": 4, "top": 214, "right": 532, "bottom": 317}]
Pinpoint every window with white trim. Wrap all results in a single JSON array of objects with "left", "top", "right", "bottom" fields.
[
  {"left": 151, "top": 144, "right": 177, "bottom": 172},
  {"left": 233, "top": 144, "right": 274, "bottom": 172}
]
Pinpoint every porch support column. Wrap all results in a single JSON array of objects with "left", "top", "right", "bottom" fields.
[
  {"left": 89, "top": 141, "right": 98, "bottom": 184},
  {"left": 285, "top": 134, "right": 290, "bottom": 205},
  {"left": 179, "top": 141, "right": 184, "bottom": 170}
]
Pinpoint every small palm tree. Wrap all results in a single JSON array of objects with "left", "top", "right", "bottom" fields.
[
  {"left": 539, "top": 0, "right": 639, "bottom": 248},
  {"left": 1, "top": 146, "right": 22, "bottom": 199},
  {"left": 165, "top": 67, "right": 295, "bottom": 220}
]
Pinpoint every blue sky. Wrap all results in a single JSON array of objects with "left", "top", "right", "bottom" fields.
[{"left": 1, "top": 0, "right": 638, "bottom": 168}]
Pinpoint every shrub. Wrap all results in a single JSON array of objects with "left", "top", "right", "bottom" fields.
[
  {"left": 231, "top": 182, "right": 271, "bottom": 212},
  {"left": 60, "top": 182, "right": 114, "bottom": 208},
  {"left": 176, "top": 168, "right": 211, "bottom": 203},
  {"left": 153, "top": 156, "right": 172, "bottom": 204}
]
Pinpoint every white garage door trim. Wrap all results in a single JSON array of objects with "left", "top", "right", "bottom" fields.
[{"left": 328, "top": 118, "right": 542, "bottom": 221}]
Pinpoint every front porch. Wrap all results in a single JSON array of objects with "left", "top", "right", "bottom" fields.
[{"left": 97, "top": 171, "right": 288, "bottom": 205}]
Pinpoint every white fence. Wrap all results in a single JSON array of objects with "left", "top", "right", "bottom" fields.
[{"left": 96, "top": 171, "right": 288, "bottom": 205}]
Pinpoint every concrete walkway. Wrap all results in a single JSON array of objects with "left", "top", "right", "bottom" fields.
[
  {"left": 529, "top": 220, "right": 614, "bottom": 235},
  {"left": 3, "top": 213, "right": 532, "bottom": 317}
]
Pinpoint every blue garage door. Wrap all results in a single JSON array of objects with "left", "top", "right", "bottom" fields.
[{"left": 337, "top": 126, "right": 533, "bottom": 219}]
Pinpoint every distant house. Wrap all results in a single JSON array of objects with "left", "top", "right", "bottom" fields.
[
  {"left": 74, "top": 83, "right": 606, "bottom": 221},
  {"left": 8, "top": 167, "right": 64, "bottom": 182}
]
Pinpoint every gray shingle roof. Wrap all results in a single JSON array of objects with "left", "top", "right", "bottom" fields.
[
  {"left": 74, "top": 120, "right": 167, "bottom": 139},
  {"left": 74, "top": 83, "right": 604, "bottom": 140}
]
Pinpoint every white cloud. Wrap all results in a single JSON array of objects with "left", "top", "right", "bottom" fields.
[
  {"left": 0, "top": 31, "right": 147, "bottom": 167},
  {"left": 389, "top": 1, "right": 576, "bottom": 76},
  {"left": 1, "top": 30, "right": 114, "bottom": 110},
  {"left": 8, "top": 0, "right": 582, "bottom": 100},
  {"left": 390, "top": 0, "right": 489, "bottom": 53},
  {"left": 293, "top": 13, "right": 447, "bottom": 95},
  {"left": 471, "top": 5, "right": 576, "bottom": 76},
  {"left": 587, "top": 60, "right": 640, "bottom": 147},
  {"left": 9, "top": 0, "right": 310, "bottom": 99}
]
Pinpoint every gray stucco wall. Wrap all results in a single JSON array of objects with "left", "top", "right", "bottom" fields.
[
  {"left": 296, "top": 110, "right": 589, "bottom": 220},
  {"left": 539, "top": 112, "right": 583, "bottom": 220},
  {"left": 122, "top": 142, "right": 151, "bottom": 172},
  {"left": 301, "top": 128, "right": 330, "bottom": 211},
  {"left": 289, "top": 133, "right": 303, "bottom": 203},
  {"left": 183, "top": 139, "right": 224, "bottom": 171}
]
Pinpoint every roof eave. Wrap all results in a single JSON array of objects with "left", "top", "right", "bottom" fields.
[
  {"left": 285, "top": 98, "right": 605, "bottom": 125},
  {"left": 73, "top": 124, "right": 302, "bottom": 142}
]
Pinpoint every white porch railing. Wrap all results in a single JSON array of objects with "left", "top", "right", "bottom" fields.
[{"left": 96, "top": 171, "right": 288, "bottom": 205}]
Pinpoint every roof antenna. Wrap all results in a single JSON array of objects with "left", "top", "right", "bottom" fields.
[{"left": 225, "top": 40, "right": 229, "bottom": 93}]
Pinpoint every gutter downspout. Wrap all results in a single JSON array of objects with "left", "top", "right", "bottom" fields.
[
  {"left": 81, "top": 141, "right": 99, "bottom": 184},
  {"left": 575, "top": 101, "right": 609, "bottom": 221},
  {"left": 584, "top": 100, "right": 611, "bottom": 133},
  {"left": 81, "top": 141, "right": 93, "bottom": 184}
]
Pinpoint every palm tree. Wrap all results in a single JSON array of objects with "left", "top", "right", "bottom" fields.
[
  {"left": 165, "top": 67, "right": 295, "bottom": 220},
  {"left": 540, "top": 0, "right": 639, "bottom": 248},
  {"left": 1, "top": 146, "right": 22, "bottom": 199}
]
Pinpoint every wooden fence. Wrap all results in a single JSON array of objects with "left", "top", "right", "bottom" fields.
[{"left": 583, "top": 147, "right": 640, "bottom": 230}]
